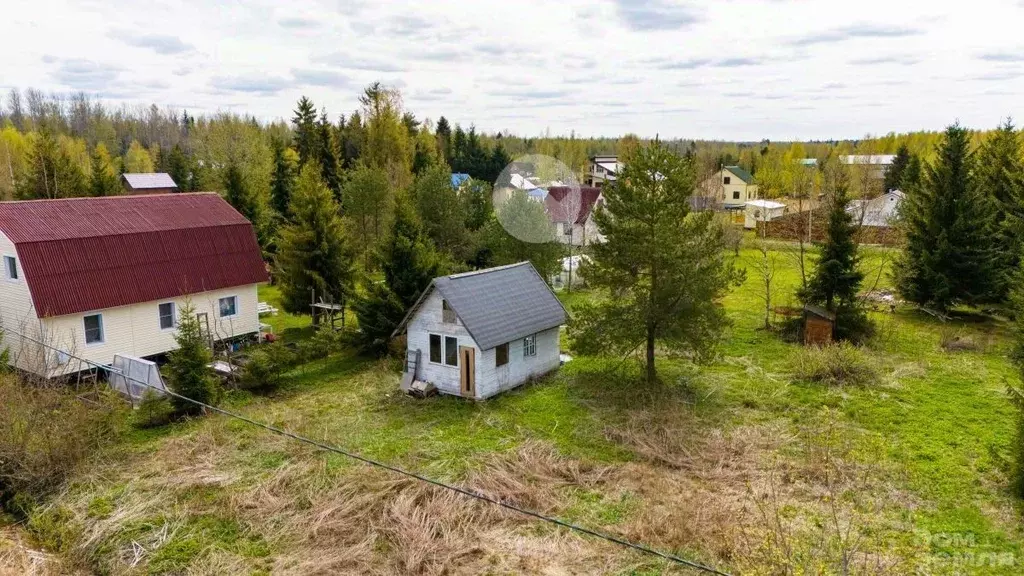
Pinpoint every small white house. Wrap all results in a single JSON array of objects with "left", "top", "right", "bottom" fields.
[
  {"left": 394, "top": 262, "right": 567, "bottom": 400},
  {"left": 744, "top": 199, "right": 787, "bottom": 229},
  {"left": 0, "top": 193, "right": 269, "bottom": 377}
]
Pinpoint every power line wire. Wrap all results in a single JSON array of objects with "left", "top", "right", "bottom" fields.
[{"left": 3, "top": 328, "right": 732, "bottom": 575}]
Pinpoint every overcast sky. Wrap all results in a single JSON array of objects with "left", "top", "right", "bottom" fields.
[{"left": 3, "top": 0, "right": 1024, "bottom": 141}]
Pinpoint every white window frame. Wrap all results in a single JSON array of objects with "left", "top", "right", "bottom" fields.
[
  {"left": 2, "top": 255, "right": 18, "bottom": 282},
  {"left": 444, "top": 336, "right": 459, "bottom": 367},
  {"left": 83, "top": 313, "right": 104, "bottom": 346},
  {"left": 158, "top": 302, "right": 176, "bottom": 331},
  {"left": 218, "top": 295, "right": 238, "bottom": 319},
  {"left": 523, "top": 334, "right": 537, "bottom": 358}
]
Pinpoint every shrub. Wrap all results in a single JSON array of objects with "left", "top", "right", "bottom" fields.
[
  {"left": 939, "top": 327, "right": 981, "bottom": 352},
  {"left": 295, "top": 327, "right": 345, "bottom": 363},
  {"left": 792, "top": 343, "right": 878, "bottom": 387},
  {"left": 238, "top": 347, "right": 285, "bottom": 393},
  {"left": 132, "top": 389, "right": 174, "bottom": 429},
  {"left": 0, "top": 375, "right": 120, "bottom": 515}
]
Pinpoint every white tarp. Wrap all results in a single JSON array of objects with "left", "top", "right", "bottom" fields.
[{"left": 109, "top": 354, "right": 168, "bottom": 402}]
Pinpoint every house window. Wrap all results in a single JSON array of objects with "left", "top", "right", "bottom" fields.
[
  {"left": 563, "top": 222, "right": 572, "bottom": 236},
  {"left": 523, "top": 334, "right": 536, "bottom": 357},
  {"left": 3, "top": 256, "right": 16, "bottom": 281},
  {"left": 442, "top": 299, "right": 457, "bottom": 324},
  {"left": 159, "top": 302, "right": 176, "bottom": 330},
  {"left": 496, "top": 343, "right": 509, "bottom": 367},
  {"left": 733, "top": 190, "right": 741, "bottom": 200},
  {"left": 429, "top": 334, "right": 442, "bottom": 363},
  {"left": 723, "top": 176, "right": 731, "bottom": 185},
  {"left": 219, "top": 296, "right": 238, "bottom": 318},
  {"left": 84, "top": 314, "right": 104, "bottom": 345},
  {"left": 445, "top": 336, "right": 458, "bottom": 366}
]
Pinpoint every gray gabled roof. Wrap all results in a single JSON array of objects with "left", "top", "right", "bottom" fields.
[
  {"left": 395, "top": 262, "right": 567, "bottom": 350},
  {"left": 122, "top": 173, "right": 178, "bottom": 190}
]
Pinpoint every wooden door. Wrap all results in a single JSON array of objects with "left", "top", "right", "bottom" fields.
[{"left": 459, "top": 346, "right": 476, "bottom": 397}]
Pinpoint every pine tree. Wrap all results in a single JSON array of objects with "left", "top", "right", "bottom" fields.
[
  {"left": 270, "top": 138, "right": 297, "bottom": 218},
  {"left": 276, "top": 163, "right": 356, "bottom": 314},
  {"left": 895, "top": 123, "right": 1000, "bottom": 312},
  {"left": 164, "top": 300, "right": 217, "bottom": 416},
  {"left": 291, "top": 96, "right": 318, "bottom": 166},
  {"left": 88, "top": 143, "right": 120, "bottom": 197},
  {"left": 572, "top": 141, "right": 740, "bottom": 384},
  {"left": 800, "top": 170, "right": 869, "bottom": 339},
  {"left": 977, "top": 119, "right": 1024, "bottom": 297},
  {"left": 351, "top": 197, "right": 446, "bottom": 356}
]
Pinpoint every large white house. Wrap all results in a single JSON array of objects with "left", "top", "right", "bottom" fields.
[
  {"left": 0, "top": 193, "right": 269, "bottom": 377},
  {"left": 394, "top": 262, "right": 567, "bottom": 400}
]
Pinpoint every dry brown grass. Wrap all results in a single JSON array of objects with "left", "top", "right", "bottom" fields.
[{"left": 0, "top": 527, "right": 72, "bottom": 576}]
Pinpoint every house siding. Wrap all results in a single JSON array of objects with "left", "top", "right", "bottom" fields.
[
  {"left": 37, "top": 284, "right": 259, "bottom": 377},
  {"left": 407, "top": 290, "right": 480, "bottom": 396},
  {"left": 0, "top": 231, "right": 48, "bottom": 374},
  {"left": 406, "top": 290, "right": 561, "bottom": 399},
  {"left": 473, "top": 326, "right": 560, "bottom": 399}
]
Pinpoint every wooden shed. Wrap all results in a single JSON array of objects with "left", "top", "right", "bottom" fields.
[{"left": 803, "top": 304, "right": 835, "bottom": 346}]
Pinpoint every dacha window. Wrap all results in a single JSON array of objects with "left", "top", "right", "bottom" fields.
[
  {"left": 3, "top": 256, "right": 17, "bottom": 280},
  {"left": 429, "top": 334, "right": 442, "bottom": 363},
  {"left": 523, "top": 334, "right": 536, "bottom": 357},
  {"left": 84, "top": 314, "right": 104, "bottom": 344},
  {"left": 159, "top": 302, "right": 176, "bottom": 330},
  {"left": 496, "top": 343, "right": 509, "bottom": 367},
  {"left": 219, "top": 296, "right": 238, "bottom": 318},
  {"left": 445, "top": 336, "right": 458, "bottom": 366}
]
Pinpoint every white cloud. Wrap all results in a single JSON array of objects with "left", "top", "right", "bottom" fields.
[{"left": 1, "top": 0, "right": 1022, "bottom": 139}]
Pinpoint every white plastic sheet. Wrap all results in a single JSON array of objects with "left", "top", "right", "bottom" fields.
[{"left": 109, "top": 354, "right": 168, "bottom": 402}]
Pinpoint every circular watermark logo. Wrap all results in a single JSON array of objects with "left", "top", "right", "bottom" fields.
[{"left": 492, "top": 154, "right": 584, "bottom": 244}]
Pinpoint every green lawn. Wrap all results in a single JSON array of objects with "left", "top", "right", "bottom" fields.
[{"left": 12, "top": 243, "right": 1024, "bottom": 575}]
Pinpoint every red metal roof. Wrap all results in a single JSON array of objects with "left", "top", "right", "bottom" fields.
[
  {"left": 0, "top": 193, "right": 269, "bottom": 317},
  {"left": 545, "top": 186, "right": 603, "bottom": 225}
]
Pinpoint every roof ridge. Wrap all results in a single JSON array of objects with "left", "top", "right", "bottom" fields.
[
  {"left": 7, "top": 221, "right": 254, "bottom": 245},
  {"left": 443, "top": 261, "right": 530, "bottom": 280},
  {"left": 0, "top": 192, "right": 219, "bottom": 205}
]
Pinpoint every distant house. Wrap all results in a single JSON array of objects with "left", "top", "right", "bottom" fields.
[
  {"left": 122, "top": 173, "right": 179, "bottom": 195},
  {"left": 585, "top": 155, "right": 622, "bottom": 188},
  {"left": 394, "top": 262, "right": 567, "bottom": 400},
  {"left": 702, "top": 165, "right": 759, "bottom": 210},
  {"left": 745, "top": 199, "right": 787, "bottom": 229},
  {"left": 848, "top": 190, "right": 904, "bottom": 227},
  {"left": 0, "top": 193, "right": 269, "bottom": 377},
  {"left": 451, "top": 173, "right": 471, "bottom": 190},
  {"left": 545, "top": 186, "right": 604, "bottom": 246},
  {"left": 798, "top": 158, "right": 819, "bottom": 167},
  {"left": 840, "top": 155, "right": 896, "bottom": 180}
]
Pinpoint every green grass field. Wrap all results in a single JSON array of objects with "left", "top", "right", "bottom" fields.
[{"left": 7, "top": 241, "right": 1024, "bottom": 575}]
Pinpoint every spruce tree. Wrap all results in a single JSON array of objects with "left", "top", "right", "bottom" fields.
[
  {"left": 270, "top": 138, "right": 297, "bottom": 218},
  {"left": 276, "top": 163, "right": 356, "bottom": 314},
  {"left": 884, "top": 143, "right": 913, "bottom": 193},
  {"left": 165, "top": 144, "right": 191, "bottom": 191},
  {"left": 351, "top": 197, "right": 445, "bottom": 356},
  {"left": 317, "top": 110, "right": 342, "bottom": 198},
  {"left": 895, "top": 123, "right": 999, "bottom": 312},
  {"left": 801, "top": 171, "right": 868, "bottom": 339},
  {"left": 291, "top": 96, "right": 318, "bottom": 166},
  {"left": 977, "top": 119, "right": 1024, "bottom": 296},
  {"left": 436, "top": 116, "right": 452, "bottom": 165},
  {"left": 88, "top": 144, "right": 120, "bottom": 197},
  {"left": 164, "top": 300, "right": 217, "bottom": 416},
  {"left": 572, "top": 141, "right": 740, "bottom": 384}
]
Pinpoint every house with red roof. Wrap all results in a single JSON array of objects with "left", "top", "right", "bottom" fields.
[
  {"left": 0, "top": 193, "right": 269, "bottom": 377},
  {"left": 544, "top": 186, "right": 605, "bottom": 246}
]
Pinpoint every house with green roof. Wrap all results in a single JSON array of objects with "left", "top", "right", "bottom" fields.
[{"left": 700, "top": 165, "right": 759, "bottom": 211}]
